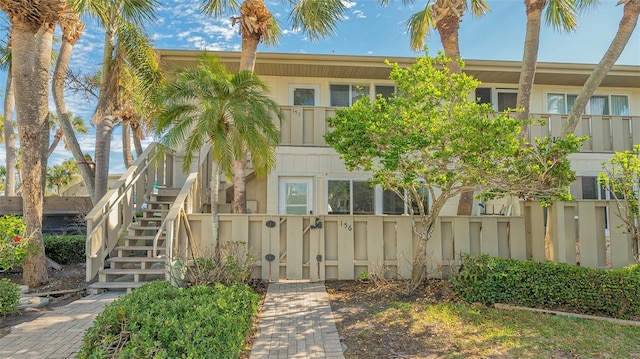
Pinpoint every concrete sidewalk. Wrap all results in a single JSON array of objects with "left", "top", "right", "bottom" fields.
[
  {"left": 250, "top": 281, "right": 345, "bottom": 359},
  {"left": 0, "top": 292, "right": 122, "bottom": 359}
]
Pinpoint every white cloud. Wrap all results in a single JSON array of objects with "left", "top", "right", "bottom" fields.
[
  {"left": 177, "top": 31, "right": 192, "bottom": 39},
  {"left": 353, "top": 10, "right": 366, "bottom": 19},
  {"left": 342, "top": 0, "right": 356, "bottom": 9}
]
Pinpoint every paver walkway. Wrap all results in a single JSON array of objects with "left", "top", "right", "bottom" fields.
[
  {"left": 250, "top": 281, "right": 345, "bottom": 359},
  {"left": 0, "top": 292, "right": 122, "bottom": 359},
  {"left": 0, "top": 281, "right": 344, "bottom": 359}
]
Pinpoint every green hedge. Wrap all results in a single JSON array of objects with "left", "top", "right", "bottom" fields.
[
  {"left": 0, "top": 278, "right": 20, "bottom": 317},
  {"left": 78, "top": 281, "right": 260, "bottom": 358},
  {"left": 43, "top": 235, "right": 85, "bottom": 264},
  {"left": 452, "top": 254, "right": 640, "bottom": 320}
]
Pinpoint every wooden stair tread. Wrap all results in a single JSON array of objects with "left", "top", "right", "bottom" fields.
[
  {"left": 89, "top": 281, "right": 151, "bottom": 289},
  {"left": 129, "top": 226, "right": 163, "bottom": 231},
  {"left": 100, "top": 268, "right": 165, "bottom": 275},
  {"left": 123, "top": 235, "right": 165, "bottom": 240},
  {"left": 114, "top": 245, "right": 162, "bottom": 251},
  {"left": 106, "top": 256, "right": 164, "bottom": 262}
]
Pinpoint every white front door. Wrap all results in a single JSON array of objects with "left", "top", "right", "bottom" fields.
[{"left": 279, "top": 178, "right": 313, "bottom": 215}]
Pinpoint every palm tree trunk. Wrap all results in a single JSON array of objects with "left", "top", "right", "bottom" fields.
[
  {"left": 52, "top": 25, "right": 96, "bottom": 203},
  {"left": 47, "top": 131, "right": 62, "bottom": 157},
  {"left": 122, "top": 121, "right": 133, "bottom": 167},
  {"left": 233, "top": 154, "right": 247, "bottom": 214},
  {"left": 517, "top": 0, "right": 546, "bottom": 140},
  {"left": 211, "top": 155, "right": 220, "bottom": 257},
  {"left": 563, "top": 1, "right": 640, "bottom": 136},
  {"left": 435, "top": 15, "right": 462, "bottom": 74},
  {"left": 12, "top": 23, "right": 53, "bottom": 287},
  {"left": 435, "top": 14, "right": 471, "bottom": 214},
  {"left": 133, "top": 127, "right": 143, "bottom": 156},
  {"left": 3, "top": 70, "right": 17, "bottom": 196},
  {"left": 94, "top": 116, "right": 115, "bottom": 201},
  {"left": 233, "top": 29, "right": 262, "bottom": 213}
]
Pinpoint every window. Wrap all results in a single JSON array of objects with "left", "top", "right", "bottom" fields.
[
  {"left": 547, "top": 93, "right": 629, "bottom": 115},
  {"left": 330, "top": 84, "right": 370, "bottom": 107},
  {"left": 279, "top": 178, "right": 313, "bottom": 215},
  {"left": 497, "top": 90, "right": 518, "bottom": 112},
  {"left": 375, "top": 85, "right": 396, "bottom": 99},
  {"left": 289, "top": 85, "right": 319, "bottom": 106},
  {"left": 474, "top": 88, "right": 518, "bottom": 111},
  {"left": 327, "top": 180, "right": 374, "bottom": 215}
]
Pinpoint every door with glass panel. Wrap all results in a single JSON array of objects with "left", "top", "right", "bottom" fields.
[{"left": 279, "top": 178, "right": 313, "bottom": 215}]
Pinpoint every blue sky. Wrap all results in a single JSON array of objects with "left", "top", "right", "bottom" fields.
[{"left": 1, "top": 0, "right": 639, "bottom": 174}]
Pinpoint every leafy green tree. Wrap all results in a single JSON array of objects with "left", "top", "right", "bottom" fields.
[
  {"left": 325, "top": 52, "right": 580, "bottom": 292},
  {"left": 155, "top": 55, "right": 282, "bottom": 249},
  {"left": 200, "top": 0, "right": 347, "bottom": 213},
  {"left": 598, "top": 145, "right": 640, "bottom": 263}
]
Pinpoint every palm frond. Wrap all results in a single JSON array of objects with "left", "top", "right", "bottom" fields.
[
  {"left": 289, "top": 0, "right": 348, "bottom": 41},
  {"left": 407, "top": 6, "right": 435, "bottom": 52},
  {"left": 469, "top": 0, "right": 490, "bottom": 17},
  {"left": 545, "top": 0, "right": 579, "bottom": 32},
  {"left": 200, "top": 0, "right": 241, "bottom": 17}
]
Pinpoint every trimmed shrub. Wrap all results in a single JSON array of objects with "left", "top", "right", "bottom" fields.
[
  {"left": 452, "top": 254, "right": 640, "bottom": 320},
  {"left": 78, "top": 281, "right": 260, "bottom": 358},
  {"left": 43, "top": 235, "right": 85, "bottom": 264},
  {"left": 0, "top": 278, "right": 20, "bottom": 317}
]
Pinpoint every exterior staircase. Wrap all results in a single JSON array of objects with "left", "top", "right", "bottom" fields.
[{"left": 88, "top": 188, "right": 179, "bottom": 293}]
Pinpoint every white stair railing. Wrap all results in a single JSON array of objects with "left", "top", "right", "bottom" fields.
[{"left": 85, "top": 143, "right": 175, "bottom": 281}]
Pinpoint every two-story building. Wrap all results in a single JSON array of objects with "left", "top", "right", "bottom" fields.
[{"left": 159, "top": 50, "right": 640, "bottom": 217}]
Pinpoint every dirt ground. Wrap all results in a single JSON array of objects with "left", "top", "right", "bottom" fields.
[
  {"left": 1, "top": 265, "right": 454, "bottom": 357},
  {"left": 327, "top": 279, "right": 460, "bottom": 359}
]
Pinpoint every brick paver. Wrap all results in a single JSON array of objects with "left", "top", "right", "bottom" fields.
[
  {"left": 250, "top": 281, "right": 345, "bottom": 359},
  {"left": 0, "top": 292, "right": 122, "bottom": 359},
  {"left": 1, "top": 282, "right": 344, "bottom": 359}
]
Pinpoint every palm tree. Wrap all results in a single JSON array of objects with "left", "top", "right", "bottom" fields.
[
  {"left": 517, "top": 0, "right": 597, "bottom": 139},
  {"left": 155, "top": 55, "right": 282, "bottom": 249},
  {"left": 563, "top": 0, "right": 640, "bottom": 135},
  {"left": 382, "top": 0, "right": 489, "bottom": 73},
  {"left": 51, "top": 10, "right": 97, "bottom": 203},
  {"left": 47, "top": 159, "right": 80, "bottom": 195},
  {"left": 71, "top": 0, "right": 164, "bottom": 201},
  {"left": 0, "top": 0, "right": 66, "bottom": 286},
  {"left": 0, "top": 32, "right": 17, "bottom": 197},
  {"left": 200, "top": 0, "right": 347, "bottom": 213},
  {"left": 47, "top": 112, "right": 89, "bottom": 158}
]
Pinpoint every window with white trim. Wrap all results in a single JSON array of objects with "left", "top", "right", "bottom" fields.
[
  {"left": 475, "top": 88, "right": 518, "bottom": 112},
  {"left": 330, "top": 84, "right": 370, "bottom": 107},
  {"left": 289, "top": 84, "right": 320, "bottom": 106},
  {"left": 327, "top": 180, "right": 374, "bottom": 215},
  {"left": 547, "top": 93, "right": 629, "bottom": 115}
]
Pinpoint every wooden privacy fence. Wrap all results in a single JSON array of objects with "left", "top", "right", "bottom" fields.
[{"left": 181, "top": 200, "right": 637, "bottom": 281}]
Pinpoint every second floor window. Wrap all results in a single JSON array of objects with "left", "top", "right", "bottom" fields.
[
  {"left": 547, "top": 93, "right": 629, "bottom": 115},
  {"left": 330, "top": 84, "right": 370, "bottom": 107}
]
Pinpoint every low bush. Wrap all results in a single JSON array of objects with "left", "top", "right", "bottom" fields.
[
  {"left": 78, "top": 281, "right": 260, "bottom": 358},
  {"left": 0, "top": 278, "right": 20, "bottom": 317},
  {"left": 187, "top": 241, "right": 256, "bottom": 287},
  {"left": 43, "top": 235, "right": 85, "bottom": 264},
  {"left": 452, "top": 254, "right": 640, "bottom": 320},
  {"left": 0, "top": 214, "right": 32, "bottom": 271}
]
